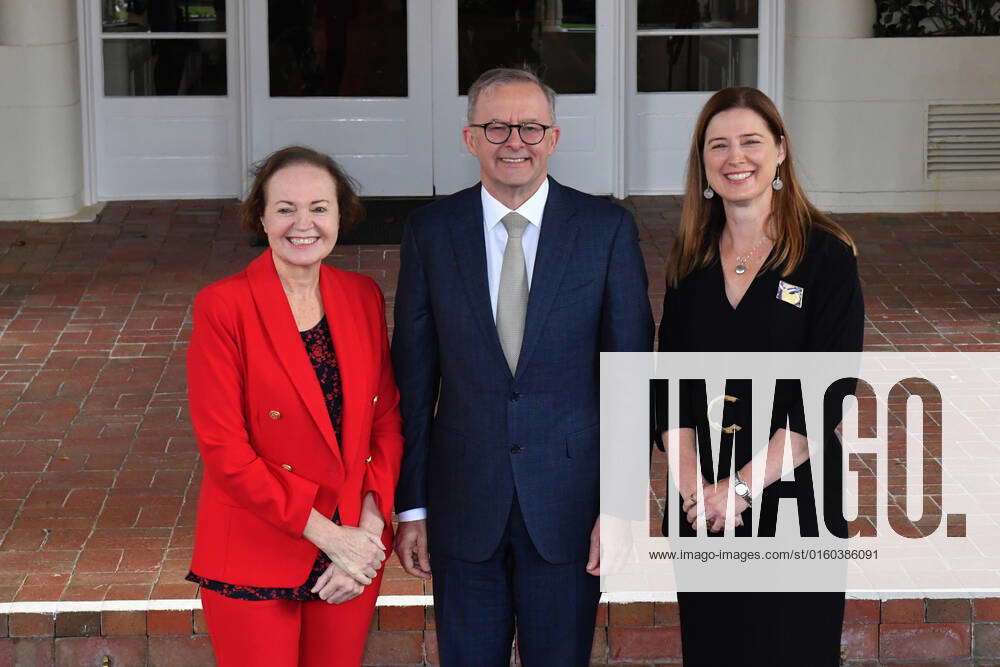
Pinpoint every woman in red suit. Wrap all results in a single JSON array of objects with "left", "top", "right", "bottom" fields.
[{"left": 185, "top": 145, "right": 404, "bottom": 666}]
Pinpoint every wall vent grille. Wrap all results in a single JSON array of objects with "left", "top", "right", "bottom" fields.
[{"left": 927, "top": 103, "right": 1000, "bottom": 177}]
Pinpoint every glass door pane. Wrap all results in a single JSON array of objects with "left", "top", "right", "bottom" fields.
[
  {"left": 636, "top": 35, "right": 757, "bottom": 92},
  {"left": 267, "top": 0, "right": 407, "bottom": 97},
  {"left": 457, "top": 0, "right": 596, "bottom": 94},
  {"left": 102, "top": 0, "right": 227, "bottom": 32},
  {"left": 103, "top": 39, "right": 227, "bottom": 96},
  {"left": 637, "top": 0, "right": 758, "bottom": 30}
]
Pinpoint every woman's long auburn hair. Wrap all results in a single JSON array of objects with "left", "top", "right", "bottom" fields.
[{"left": 666, "top": 87, "right": 856, "bottom": 287}]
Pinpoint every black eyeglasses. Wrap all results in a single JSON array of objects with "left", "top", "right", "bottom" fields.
[{"left": 469, "top": 121, "right": 552, "bottom": 145}]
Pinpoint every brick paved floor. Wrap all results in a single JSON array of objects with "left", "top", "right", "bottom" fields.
[{"left": 0, "top": 198, "right": 998, "bottom": 603}]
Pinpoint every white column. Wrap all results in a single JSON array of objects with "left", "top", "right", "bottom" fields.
[
  {"left": 0, "top": 0, "right": 85, "bottom": 220},
  {"left": 782, "top": 0, "right": 885, "bottom": 211},
  {"left": 786, "top": 0, "right": 875, "bottom": 39}
]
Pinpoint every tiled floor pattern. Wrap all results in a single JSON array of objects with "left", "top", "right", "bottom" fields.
[{"left": 0, "top": 199, "right": 998, "bottom": 603}]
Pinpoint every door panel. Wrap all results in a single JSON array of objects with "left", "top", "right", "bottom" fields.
[
  {"left": 93, "top": 1, "right": 240, "bottom": 199},
  {"left": 88, "top": 1, "right": 780, "bottom": 200},
  {"left": 626, "top": 0, "right": 779, "bottom": 194},
  {"left": 432, "top": 0, "right": 616, "bottom": 196},
  {"left": 247, "top": 0, "right": 432, "bottom": 197}
]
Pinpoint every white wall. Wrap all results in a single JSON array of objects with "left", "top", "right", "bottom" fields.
[
  {"left": 784, "top": 0, "right": 1000, "bottom": 212},
  {"left": 0, "top": 0, "right": 85, "bottom": 220}
]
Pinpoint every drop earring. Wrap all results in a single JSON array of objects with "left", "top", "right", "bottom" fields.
[
  {"left": 771, "top": 166, "right": 784, "bottom": 191},
  {"left": 703, "top": 186, "right": 715, "bottom": 199}
]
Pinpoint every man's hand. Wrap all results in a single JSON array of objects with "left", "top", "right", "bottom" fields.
[
  {"left": 312, "top": 562, "right": 365, "bottom": 604},
  {"left": 586, "top": 516, "right": 600, "bottom": 576},
  {"left": 394, "top": 519, "right": 431, "bottom": 580}
]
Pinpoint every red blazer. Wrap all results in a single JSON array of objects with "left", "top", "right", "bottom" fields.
[{"left": 187, "top": 249, "right": 403, "bottom": 586}]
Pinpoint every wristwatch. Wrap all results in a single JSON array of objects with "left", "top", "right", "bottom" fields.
[{"left": 733, "top": 470, "right": 752, "bottom": 508}]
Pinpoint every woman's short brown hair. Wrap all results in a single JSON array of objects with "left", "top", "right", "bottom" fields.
[{"left": 240, "top": 145, "right": 364, "bottom": 237}]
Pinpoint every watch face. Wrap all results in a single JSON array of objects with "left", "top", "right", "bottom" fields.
[{"left": 735, "top": 482, "right": 749, "bottom": 496}]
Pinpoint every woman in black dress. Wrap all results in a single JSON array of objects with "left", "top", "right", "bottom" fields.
[{"left": 655, "top": 87, "right": 863, "bottom": 665}]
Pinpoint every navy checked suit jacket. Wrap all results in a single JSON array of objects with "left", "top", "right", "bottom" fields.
[{"left": 391, "top": 178, "right": 653, "bottom": 564}]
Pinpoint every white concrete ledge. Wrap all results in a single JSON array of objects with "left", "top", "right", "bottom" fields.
[
  {"left": 810, "top": 190, "right": 1000, "bottom": 214},
  {"left": 3, "top": 590, "right": 999, "bottom": 614}
]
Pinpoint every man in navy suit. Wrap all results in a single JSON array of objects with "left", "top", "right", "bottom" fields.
[{"left": 391, "top": 68, "right": 653, "bottom": 666}]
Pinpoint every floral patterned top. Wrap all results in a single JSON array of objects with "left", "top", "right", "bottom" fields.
[{"left": 186, "top": 316, "right": 343, "bottom": 600}]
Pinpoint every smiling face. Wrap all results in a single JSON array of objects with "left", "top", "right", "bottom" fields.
[
  {"left": 702, "top": 107, "right": 786, "bottom": 207},
  {"left": 261, "top": 163, "right": 339, "bottom": 272},
  {"left": 462, "top": 81, "right": 560, "bottom": 209}
]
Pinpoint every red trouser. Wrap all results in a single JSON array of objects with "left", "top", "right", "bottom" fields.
[{"left": 200, "top": 573, "right": 381, "bottom": 667}]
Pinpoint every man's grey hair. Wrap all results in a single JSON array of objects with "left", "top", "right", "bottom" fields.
[{"left": 466, "top": 67, "right": 557, "bottom": 124}]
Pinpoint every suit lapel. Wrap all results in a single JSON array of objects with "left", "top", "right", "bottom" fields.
[
  {"left": 319, "top": 265, "right": 366, "bottom": 467},
  {"left": 516, "top": 178, "right": 580, "bottom": 376},
  {"left": 448, "top": 185, "right": 510, "bottom": 371},
  {"left": 246, "top": 250, "right": 342, "bottom": 460}
]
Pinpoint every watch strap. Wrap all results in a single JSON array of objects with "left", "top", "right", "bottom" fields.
[{"left": 733, "top": 470, "right": 753, "bottom": 507}]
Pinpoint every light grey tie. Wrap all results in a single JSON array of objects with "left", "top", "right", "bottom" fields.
[{"left": 496, "top": 212, "right": 530, "bottom": 373}]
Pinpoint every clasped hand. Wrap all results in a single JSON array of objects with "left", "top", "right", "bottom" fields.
[
  {"left": 312, "top": 519, "right": 386, "bottom": 604},
  {"left": 683, "top": 479, "right": 748, "bottom": 533},
  {"left": 311, "top": 560, "right": 365, "bottom": 604},
  {"left": 320, "top": 523, "right": 386, "bottom": 586},
  {"left": 305, "top": 495, "right": 387, "bottom": 603}
]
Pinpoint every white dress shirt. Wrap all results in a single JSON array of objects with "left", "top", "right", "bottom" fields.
[
  {"left": 396, "top": 179, "right": 550, "bottom": 523},
  {"left": 482, "top": 179, "right": 547, "bottom": 319}
]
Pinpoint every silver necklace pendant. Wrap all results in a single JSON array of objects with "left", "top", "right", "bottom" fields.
[{"left": 732, "top": 235, "right": 768, "bottom": 276}]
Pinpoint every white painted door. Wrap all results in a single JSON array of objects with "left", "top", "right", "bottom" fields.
[
  {"left": 432, "top": 1, "right": 618, "bottom": 196},
  {"left": 90, "top": 0, "right": 241, "bottom": 200},
  {"left": 246, "top": 0, "right": 433, "bottom": 197},
  {"left": 89, "top": 1, "right": 778, "bottom": 200},
  {"left": 626, "top": 0, "right": 782, "bottom": 194}
]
